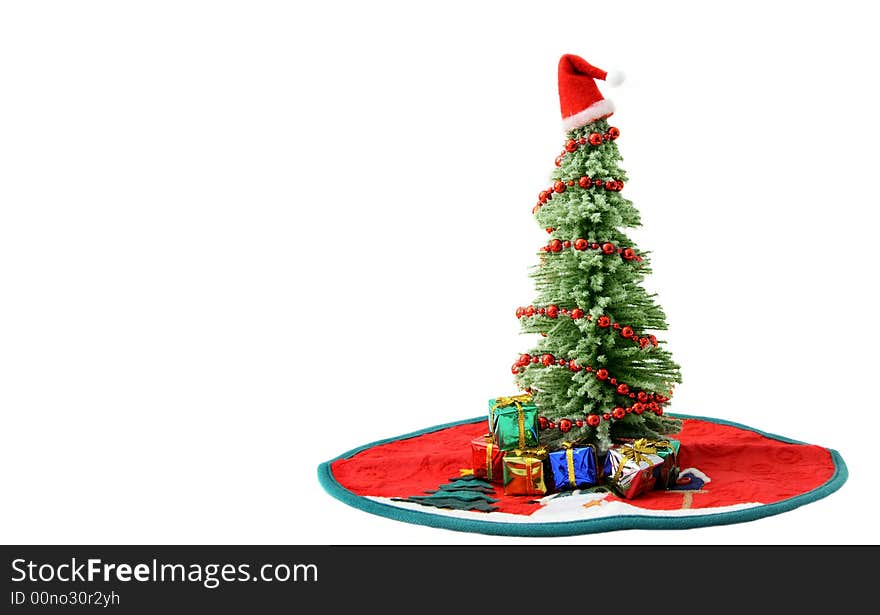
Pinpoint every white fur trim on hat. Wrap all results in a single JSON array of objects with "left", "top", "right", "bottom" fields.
[{"left": 561, "top": 98, "right": 615, "bottom": 132}]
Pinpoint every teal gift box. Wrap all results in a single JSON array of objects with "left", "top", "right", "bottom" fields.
[
  {"left": 488, "top": 395, "right": 539, "bottom": 451},
  {"left": 654, "top": 439, "right": 680, "bottom": 489}
]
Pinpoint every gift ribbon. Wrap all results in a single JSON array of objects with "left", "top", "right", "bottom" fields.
[
  {"left": 493, "top": 394, "right": 533, "bottom": 448},
  {"left": 611, "top": 438, "right": 660, "bottom": 483},
  {"left": 485, "top": 440, "right": 494, "bottom": 481},
  {"left": 562, "top": 442, "right": 578, "bottom": 488}
]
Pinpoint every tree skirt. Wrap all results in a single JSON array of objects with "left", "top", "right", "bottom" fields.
[{"left": 317, "top": 414, "right": 847, "bottom": 537}]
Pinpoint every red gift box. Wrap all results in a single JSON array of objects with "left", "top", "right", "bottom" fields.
[{"left": 471, "top": 434, "right": 504, "bottom": 484}]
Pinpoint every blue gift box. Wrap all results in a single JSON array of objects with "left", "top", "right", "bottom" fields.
[{"left": 548, "top": 443, "right": 598, "bottom": 491}]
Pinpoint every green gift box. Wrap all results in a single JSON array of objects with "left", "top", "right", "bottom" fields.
[{"left": 488, "top": 395, "right": 539, "bottom": 451}]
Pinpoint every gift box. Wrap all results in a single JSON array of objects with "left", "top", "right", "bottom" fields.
[
  {"left": 548, "top": 442, "right": 599, "bottom": 491},
  {"left": 470, "top": 434, "right": 504, "bottom": 484},
  {"left": 502, "top": 448, "right": 548, "bottom": 496},
  {"left": 653, "top": 439, "right": 681, "bottom": 489},
  {"left": 602, "top": 438, "right": 668, "bottom": 499},
  {"left": 488, "top": 394, "right": 539, "bottom": 451}
]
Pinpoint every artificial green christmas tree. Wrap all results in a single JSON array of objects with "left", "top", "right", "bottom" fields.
[{"left": 510, "top": 54, "right": 682, "bottom": 452}]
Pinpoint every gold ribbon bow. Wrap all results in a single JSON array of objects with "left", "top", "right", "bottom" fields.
[
  {"left": 493, "top": 393, "right": 533, "bottom": 448},
  {"left": 562, "top": 442, "right": 578, "bottom": 488},
  {"left": 611, "top": 438, "right": 660, "bottom": 483}
]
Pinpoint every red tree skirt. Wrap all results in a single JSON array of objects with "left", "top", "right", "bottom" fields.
[{"left": 319, "top": 414, "right": 846, "bottom": 536}]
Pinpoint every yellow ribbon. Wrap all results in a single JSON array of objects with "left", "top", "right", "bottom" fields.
[
  {"left": 562, "top": 442, "right": 578, "bottom": 488},
  {"left": 486, "top": 440, "right": 494, "bottom": 481},
  {"left": 611, "top": 438, "right": 660, "bottom": 483},
  {"left": 492, "top": 394, "right": 533, "bottom": 449}
]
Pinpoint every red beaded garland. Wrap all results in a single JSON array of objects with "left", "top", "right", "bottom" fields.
[
  {"left": 602, "top": 413, "right": 611, "bottom": 421},
  {"left": 546, "top": 304, "right": 559, "bottom": 318},
  {"left": 570, "top": 308, "right": 584, "bottom": 319},
  {"left": 549, "top": 239, "right": 562, "bottom": 252},
  {"left": 559, "top": 418, "right": 573, "bottom": 432},
  {"left": 587, "top": 414, "right": 601, "bottom": 428},
  {"left": 608, "top": 127, "right": 620, "bottom": 139},
  {"left": 574, "top": 238, "right": 588, "bottom": 251},
  {"left": 553, "top": 180, "right": 566, "bottom": 193},
  {"left": 578, "top": 176, "right": 591, "bottom": 189},
  {"left": 588, "top": 132, "right": 603, "bottom": 146},
  {"left": 565, "top": 139, "right": 577, "bottom": 152},
  {"left": 612, "top": 407, "right": 626, "bottom": 420},
  {"left": 541, "top": 353, "right": 555, "bottom": 366},
  {"left": 601, "top": 242, "right": 615, "bottom": 254},
  {"left": 596, "top": 368, "right": 609, "bottom": 380},
  {"left": 538, "top": 416, "right": 549, "bottom": 430},
  {"left": 597, "top": 316, "right": 611, "bottom": 328},
  {"left": 617, "top": 383, "right": 629, "bottom": 395},
  {"left": 621, "top": 326, "right": 634, "bottom": 339}
]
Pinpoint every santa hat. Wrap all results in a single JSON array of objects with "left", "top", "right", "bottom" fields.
[{"left": 558, "top": 54, "right": 625, "bottom": 132}]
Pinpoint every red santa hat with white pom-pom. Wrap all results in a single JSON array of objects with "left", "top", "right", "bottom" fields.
[{"left": 558, "top": 54, "right": 625, "bottom": 132}]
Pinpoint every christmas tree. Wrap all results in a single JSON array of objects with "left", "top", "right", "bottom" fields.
[{"left": 511, "top": 55, "right": 682, "bottom": 452}]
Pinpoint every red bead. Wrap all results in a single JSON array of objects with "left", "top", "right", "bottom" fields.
[
  {"left": 593, "top": 179, "right": 604, "bottom": 189},
  {"left": 557, "top": 358, "right": 566, "bottom": 366},
  {"left": 539, "top": 191, "right": 549, "bottom": 203},
  {"left": 597, "top": 316, "right": 611, "bottom": 328},
  {"left": 511, "top": 366, "right": 519, "bottom": 374},
  {"left": 532, "top": 205, "right": 540, "bottom": 214},
  {"left": 555, "top": 156, "right": 563, "bottom": 167},
  {"left": 602, "top": 413, "right": 611, "bottom": 421},
  {"left": 541, "top": 353, "right": 554, "bottom": 366},
  {"left": 625, "top": 405, "right": 633, "bottom": 413},
  {"left": 518, "top": 353, "right": 531, "bottom": 366},
  {"left": 569, "top": 361, "right": 580, "bottom": 372},
  {"left": 608, "top": 127, "right": 620, "bottom": 139},
  {"left": 605, "top": 180, "right": 617, "bottom": 191},
  {"left": 615, "top": 181, "right": 624, "bottom": 191},
  {"left": 610, "top": 378, "right": 617, "bottom": 385},
  {"left": 639, "top": 337, "right": 649, "bottom": 348},
  {"left": 549, "top": 239, "right": 563, "bottom": 253},
  {"left": 650, "top": 335, "right": 658, "bottom": 346},
  {"left": 538, "top": 416, "right": 549, "bottom": 430},
  {"left": 563, "top": 240, "right": 571, "bottom": 248},
  {"left": 621, "top": 326, "right": 634, "bottom": 339},
  {"left": 578, "top": 137, "right": 587, "bottom": 145},
  {"left": 531, "top": 356, "right": 539, "bottom": 363},
  {"left": 638, "top": 392, "right": 648, "bottom": 403},
  {"left": 545, "top": 227, "right": 554, "bottom": 234},
  {"left": 567, "top": 180, "right": 575, "bottom": 187},
  {"left": 559, "top": 418, "right": 573, "bottom": 432},
  {"left": 565, "top": 139, "right": 578, "bottom": 152},
  {"left": 617, "top": 383, "right": 629, "bottom": 395},
  {"left": 525, "top": 306, "right": 535, "bottom": 317},
  {"left": 574, "top": 238, "right": 588, "bottom": 251},
  {"left": 591, "top": 243, "right": 599, "bottom": 250},
  {"left": 623, "top": 248, "right": 636, "bottom": 260},
  {"left": 655, "top": 407, "right": 664, "bottom": 416},
  {"left": 601, "top": 242, "right": 615, "bottom": 254},
  {"left": 596, "top": 368, "right": 609, "bottom": 380},
  {"left": 588, "top": 132, "right": 603, "bottom": 146},
  {"left": 584, "top": 366, "right": 593, "bottom": 372},
  {"left": 633, "top": 403, "right": 644, "bottom": 415},
  {"left": 546, "top": 304, "right": 559, "bottom": 318},
  {"left": 612, "top": 407, "right": 626, "bottom": 420},
  {"left": 537, "top": 307, "right": 545, "bottom": 315},
  {"left": 629, "top": 393, "right": 636, "bottom": 398},
  {"left": 587, "top": 415, "right": 601, "bottom": 428},
  {"left": 548, "top": 422, "right": 556, "bottom": 429},
  {"left": 575, "top": 420, "right": 583, "bottom": 428},
  {"left": 612, "top": 322, "right": 621, "bottom": 330},
  {"left": 570, "top": 308, "right": 584, "bottom": 319},
  {"left": 515, "top": 307, "right": 524, "bottom": 318},
  {"left": 578, "top": 176, "right": 591, "bottom": 188},
  {"left": 553, "top": 180, "right": 566, "bottom": 193}
]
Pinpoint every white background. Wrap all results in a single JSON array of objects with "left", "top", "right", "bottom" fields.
[{"left": 1, "top": 1, "right": 877, "bottom": 544}]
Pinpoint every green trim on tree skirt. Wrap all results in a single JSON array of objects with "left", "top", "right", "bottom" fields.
[{"left": 317, "top": 414, "right": 847, "bottom": 537}]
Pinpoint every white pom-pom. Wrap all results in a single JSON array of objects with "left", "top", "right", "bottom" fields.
[{"left": 605, "top": 69, "right": 625, "bottom": 87}]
